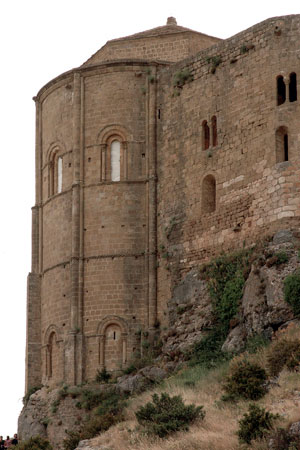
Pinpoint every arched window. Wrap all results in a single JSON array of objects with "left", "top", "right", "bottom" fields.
[
  {"left": 212, "top": 116, "right": 217, "bottom": 147},
  {"left": 289, "top": 72, "right": 297, "bottom": 102},
  {"left": 104, "top": 324, "right": 123, "bottom": 370},
  {"left": 277, "top": 76, "right": 286, "bottom": 106},
  {"left": 202, "top": 175, "right": 216, "bottom": 214},
  {"left": 202, "top": 120, "right": 210, "bottom": 150},
  {"left": 47, "top": 332, "right": 57, "bottom": 378},
  {"left": 276, "top": 126, "right": 289, "bottom": 163},
  {"left": 49, "top": 151, "right": 63, "bottom": 196},
  {"left": 110, "top": 140, "right": 121, "bottom": 182},
  {"left": 57, "top": 156, "right": 63, "bottom": 193},
  {"left": 98, "top": 128, "right": 128, "bottom": 182}
]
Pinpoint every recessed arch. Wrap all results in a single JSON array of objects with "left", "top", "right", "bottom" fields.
[
  {"left": 44, "top": 324, "right": 62, "bottom": 345},
  {"left": 277, "top": 75, "right": 286, "bottom": 106},
  {"left": 289, "top": 72, "right": 297, "bottom": 102},
  {"left": 47, "top": 142, "right": 65, "bottom": 196},
  {"left": 212, "top": 115, "right": 217, "bottom": 147},
  {"left": 97, "top": 125, "right": 130, "bottom": 182},
  {"left": 202, "top": 174, "right": 216, "bottom": 214},
  {"left": 97, "top": 315, "right": 129, "bottom": 371},
  {"left": 202, "top": 120, "right": 210, "bottom": 150}
]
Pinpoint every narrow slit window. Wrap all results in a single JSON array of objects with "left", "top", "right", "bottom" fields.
[
  {"left": 212, "top": 116, "right": 217, "bottom": 147},
  {"left": 277, "top": 76, "right": 286, "bottom": 106},
  {"left": 111, "top": 140, "right": 121, "bottom": 182},
  {"left": 57, "top": 156, "right": 63, "bottom": 193},
  {"left": 289, "top": 72, "right": 297, "bottom": 102},
  {"left": 202, "top": 121, "right": 210, "bottom": 150},
  {"left": 284, "top": 134, "right": 288, "bottom": 161},
  {"left": 202, "top": 175, "right": 216, "bottom": 214},
  {"left": 276, "top": 126, "right": 289, "bottom": 163}
]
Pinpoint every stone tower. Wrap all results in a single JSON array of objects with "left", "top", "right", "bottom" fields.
[{"left": 26, "top": 18, "right": 220, "bottom": 390}]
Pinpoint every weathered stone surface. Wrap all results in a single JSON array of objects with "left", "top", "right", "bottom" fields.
[
  {"left": 273, "top": 229, "right": 294, "bottom": 245},
  {"left": 223, "top": 242, "right": 300, "bottom": 352},
  {"left": 116, "top": 366, "right": 167, "bottom": 394},
  {"left": 289, "top": 421, "right": 300, "bottom": 437},
  {"left": 18, "top": 387, "right": 88, "bottom": 450},
  {"left": 222, "top": 324, "right": 247, "bottom": 353}
]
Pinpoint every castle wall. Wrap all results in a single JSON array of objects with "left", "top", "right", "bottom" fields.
[
  {"left": 157, "top": 15, "right": 300, "bottom": 325},
  {"left": 26, "top": 15, "right": 300, "bottom": 392}
]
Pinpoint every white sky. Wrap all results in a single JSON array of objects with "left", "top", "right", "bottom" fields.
[{"left": 0, "top": 0, "right": 299, "bottom": 438}]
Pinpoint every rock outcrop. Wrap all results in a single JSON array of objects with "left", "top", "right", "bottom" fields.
[{"left": 223, "top": 230, "right": 300, "bottom": 352}]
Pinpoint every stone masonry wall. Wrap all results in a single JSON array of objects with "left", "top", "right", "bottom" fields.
[
  {"left": 25, "top": 14, "right": 300, "bottom": 392},
  {"left": 157, "top": 15, "right": 300, "bottom": 326},
  {"left": 83, "top": 30, "right": 220, "bottom": 66}
]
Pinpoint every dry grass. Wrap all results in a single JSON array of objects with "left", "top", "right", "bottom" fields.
[{"left": 86, "top": 324, "right": 300, "bottom": 450}]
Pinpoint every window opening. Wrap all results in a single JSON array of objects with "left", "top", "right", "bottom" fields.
[
  {"left": 275, "top": 126, "right": 289, "bottom": 163},
  {"left": 57, "top": 156, "right": 63, "bottom": 193},
  {"left": 202, "top": 121, "right": 210, "bottom": 150},
  {"left": 202, "top": 175, "right": 216, "bottom": 214},
  {"left": 277, "top": 76, "right": 286, "bottom": 105},
  {"left": 284, "top": 134, "right": 288, "bottom": 161},
  {"left": 289, "top": 72, "right": 297, "bottom": 102},
  {"left": 111, "top": 140, "right": 120, "bottom": 181},
  {"left": 212, "top": 116, "right": 217, "bottom": 147}
]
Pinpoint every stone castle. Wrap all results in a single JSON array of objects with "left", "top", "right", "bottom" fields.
[{"left": 26, "top": 15, "right": 300, "bottom": 391}]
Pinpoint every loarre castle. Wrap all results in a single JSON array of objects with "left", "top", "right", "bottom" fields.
[{"left": 26, "top": 15, "right": 300, "bottom": 392}]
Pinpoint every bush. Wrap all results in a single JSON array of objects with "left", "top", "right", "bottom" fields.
[
  {"left": 284, "top": 271, "right": 300, "bottom": 315},
  {"left": 95, "top": 391, "right": 127, "bottom": 416},
  {"left": 135, "top": 392, "right": 205, "bottom": 438},
  {"left": 189, "top": 327, "right": 229, "bottom": 368},
  {"left": 215, "top": 272, "right": 244, "bottom": 327},
  {"left": 95, "top": 367, "right": 111, "bottom": 383},
  {"left": 266, "top": 338, "right": 300, "bottom": 376},
  {"left": 238, "top": 403, "right": 279, "bottom": 444},
  {"left": 22, "top": 385, "right": 42, "bottom": 405},
  {"left": 266, "top": 251, "right": 289, "bottom": 267},
  {"left": 63, "top": 389, "right": 126, "bottom": 449},
  {"left": 62, "top": 431, "right": 80, "bottom": 450},
  {"left": 268, "top": 427, "right": 300, "bottom": 450},
  {"left": 15, "top": 436, "right": 52, "bottom": 450},
  {"left": 245, "top": 334, "right": 270, "bottom": 354},
  {"left": 222, "top": 359, "right": 268, "bottom": 401},
  {"left": 200, "top": 250, "right": 251, "bottom": 332},
  {"left": 63, "top": 412, "right": 122, "bottom": 449}
]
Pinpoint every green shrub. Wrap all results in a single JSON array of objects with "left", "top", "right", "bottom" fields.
[
  {"left": 284, "top": 271, "right": 300, "bottom": 315},
  {"left": 82, "top": 412, "right": 121, "bottom": 439},
  {"left": 135, "top": 392, "right": 205, "bottom": 438},
  {"left": 222, "top": 359, "right": 268, "bottom": 401},
  {"left": 95, "top": 367, "right": 111, "bottom": 383},
  {"left": 238, "top": 403, "right": 279, "bottom": 444},
  {"left": 266, "top": 338, "right": 300, "bottom": 376},
  {"left": 245, "top": 334, "right": 270, "bottom": 354},
  {"left": 95, "top": 391, "right": 127, "bottom": 416},
  {"left": 63, "top": 431, "right": 81, "bottom": 450},
  {"left": 22, "top": 385, "right": 42, "bottom": 405},
  {"left": 200, "top": 250, "right": 251, "bottom": 332},
  {"left": 189, "top": 327, "right": 229, "bottom": 368},
  {"left": 63, "top": 412, "right": 122, "bottom": 449},
  {"left": 215, "top": 272, "right": 244, "bottom": 327},
  {"left": 14, "top": 436, "right": 52, "bottom": 450},
  {"left": 266, "top": 251, "right": 289, "bottom": 267},
  {"left": 173, "top": 69, "right": 193, "bottom": 88},
  {"left": 268, "top": 427, "right": 300, "bottom": 450},
  {"left": 123, "top": 364, "right": 136, "bottom": 375}
]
